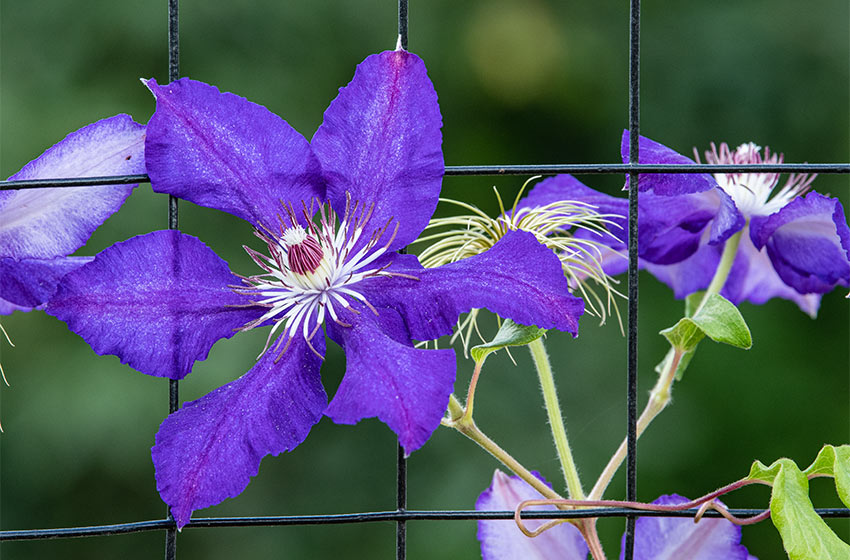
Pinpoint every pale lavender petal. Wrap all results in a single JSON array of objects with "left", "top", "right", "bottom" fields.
[
  {"left": 477, "top": 470, "right": 588, "bottom": 560},
  {"left": 0, "top": 114, "right": 145, "bottom": 259},
  {"left": 641, "top": 242, "right": 719, "bottom": 299},
  {"left": 642, "top": 232, "right": 821, "bottom": 317},
  {"left": 0, "top": 298, "right": 31, "bottom": 315},
  {"left": 47, "top": 230, "right": 266, "bottom": 379},
  {"left": 324, "top": 305, "right": 456, "bottom": 455},
  {"left": 750, "top": 192, "right": 850, "bottom": 294},
  {"left": 144, "top": 78, "right": 324, "bottom": 230},
  {"left": 722, "top": 232, "right": 821, "bottom": 317},
  {"left": 152, "top": 335, "right": 326, "bottom": 528},
  {"left": 621, "top": 131, "right": 717, "bottom": 195},
  {"left": 312, "top": 50, "right": 443, "bottom": 252},
  {"left": 622, "top": 494, "right": 753, "bottom": 560},
  {"left": 0, "top": 256, "right": 92, "bottom": 308},
  {"left": 358, "top": 229, "right": 584, "bottom": 342}
]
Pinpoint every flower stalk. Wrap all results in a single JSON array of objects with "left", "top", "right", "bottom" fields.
[
  {"left": 589, "top": 231, "right": 743, "bottom": 500},
  {"left": 528, "top": 337, "right": 585, "bottom": 500}
]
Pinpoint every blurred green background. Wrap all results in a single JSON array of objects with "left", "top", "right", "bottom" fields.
[{"left": 1, "top": 1, "right": 848, "bottom": 558}]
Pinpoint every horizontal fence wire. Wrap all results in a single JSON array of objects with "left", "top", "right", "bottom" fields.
[
  {"left": 3, "top": 508, "right": 848, "bottom": 542},
  {"left": 2, "top": 164, "right": 849, "bottom": 190}
]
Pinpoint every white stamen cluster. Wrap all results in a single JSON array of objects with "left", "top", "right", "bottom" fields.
[
  {"left": 413, "top": 178, "right": 627, "bottom": 350},
  {"left": 697, "top": 142, "right": 815, "bottom": 217},
  {"left": 234, "top": 195, "right": 404, "bottom": 360}
]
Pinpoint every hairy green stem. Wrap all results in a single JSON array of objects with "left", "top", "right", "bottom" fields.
[
  {"left": 589, "top": 231, "right": 743, "bottom": 500},
  {"left": 528, "top": 337, "right": 585, "bottom": 500}
]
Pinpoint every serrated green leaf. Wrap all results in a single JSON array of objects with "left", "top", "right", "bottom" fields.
[
  {"left": 470, "top": 319, "right": 545, "bottom": 365},
  {"left": 771, "top": 460, "right": 850, "bottom": 560},
  {"left": 661, "top": 293, "right": 751, "bottom": 351}
]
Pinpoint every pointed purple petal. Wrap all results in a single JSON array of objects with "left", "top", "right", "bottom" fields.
[
  {"left": 476, "top": 470, "right": 588, "bottom": 560},
  {"left": 0, "top": 114, "right": 145, "bottom": 259},
  {"left": 621, "top": 131, "right": 717, "bottom": 195},
  {"left": 47, "top": 230, "right": 266, "bottom": 379},
  {"left": 312, "top": 50, "right": 443, "bottom": 252},
  {"left": 0, "top": 256, "right": 92, "bottom": 308},
  {"left": 520, "top": 174, "right": 629, "bottom": 241},
  {"left": 358, "top": 230, "right": 584, "bottom": 342},
  {"left": 643, "top": 232, "right": 821, "bottom": 317},
  {"left": 750, "top": 192, "right": 850, "bottom": 294},
  {"left": 324, "top": 305, "right": 455, "bottom": 455},
  {"left": 144, "top": 78, "right": 324, "bottom": 229},
  {"left": 622, "top": 494, "right": 753, "bottom": 560},
  {"left": 153, "top": 335, "right": 327, "bottom": 528},
  {"left": 723, "top": 231, "right": 822, "bottom": 317}
]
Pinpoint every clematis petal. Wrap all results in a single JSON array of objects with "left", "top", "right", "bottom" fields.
[
  {"left": 642, "top": 233, "right": 822, "bottom": 317},
  {"left": 47, "top": 230, "right": 266, "bottom": 379},
  {"left": 639, "top": 188, "right": 743, "bottom": 265},
  {"left": 324, "top": 305, "right": 456, "bottom": 455},
  {"left": 621, "top": 131, "right": 717, "bottom": 195},
  {"left": 0, "top": 256, "right": 92, "bottom": 308},
  {"left": 312, "top": 50, "right": 443, "bottom": 252},
  {"left": 476, "top": 470, "right": 588, "bottom": 560},
  {"left": 520, "top": 174, "right": 629, "bottom": 240},
  {"left": 723, "top": 232, "right": 822, "bottom": 317},
  {"left": 750, "top": 192, "right": 850, "bottom": 295},
  {"left": 144, "top": 78, "right": 324, "bottom": 230},
  {"left": 0, "top": 114, "right": 145, "bottom": 259},
  {"left": 0, "top": 297, "right": 32, "bottom": 315},
  {"left": 152, "top": 335, "right": 327, "bottom": 529},
  {"left": 358, "top": 229, "right": 584, "bottom": 342},
  {"left": 622, "top": 494, "right": 754, "bottom": 560}
]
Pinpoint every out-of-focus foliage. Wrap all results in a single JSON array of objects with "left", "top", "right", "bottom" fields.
[{"left": 1, "top": 1, "right": 847, "bottom": 559}]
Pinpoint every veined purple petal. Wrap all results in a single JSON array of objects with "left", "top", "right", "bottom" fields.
[
  {"left": 359, "top": 229, "right": 584, "bottom": 342},
  {"left": 621, "top": 131, "right": 717, "bottom": 195},
  {"left": 519, "top": 174, "right": 629, "bottom": 242},
  {"left": 750, "top": 192, "right": 850, "bottom": 295},
  {"left": 476, "top": 470, "right": 588, "bottom": 560},
  {"left": 324, "top": 305, "right": 456, "bottom": 455},
  {"left": 642, "top": 233, "right": 821, "bottom": 317},
  {"left": 312, "top": 50, "right": 443, "bottom": 252},
  {"left": 47, "top": 230, "right": 266, "bottom": 379},
  {"left": 723, "top": 230, "right": 821, "bottom": 317},
  {"left": 0, "top": 256, "right": 92, "bottom": 308},
  {"left": 638, "top": 188, "right": 743, "bottom": 265},
  {"left": 152, "top": 335, "right": 326, "bottom": 529},
  {"left": 0, "top": 114, "right": 145, "bottom": 259},
  {"left": 622, "top": 494, "right": 754, "bottom": 560},
  {"left": 144, "top": 78, "right": 324, "bottom": 230}
]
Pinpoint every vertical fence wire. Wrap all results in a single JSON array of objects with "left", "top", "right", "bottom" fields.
[
  {"left": 165, "top": 1, "right": 180, "bottom": 559},
  {"left": 624, "top": 0, "right": 641, "bottom": 558},
  {"left": 395, "top": 6, "right": 410, "bottom": 560}
]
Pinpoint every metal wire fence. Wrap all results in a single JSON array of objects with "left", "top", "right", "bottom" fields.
[{"left": 1, "top": 1, "right": 848, "bottom": 559}]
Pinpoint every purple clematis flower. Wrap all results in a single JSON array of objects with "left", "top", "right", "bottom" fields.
[
  {"left": 0, "top": 115, "right": 146, "bottom": 314},
  {"left": 46, "top": 48, "right": 584, "bottom": 528},
  {"left": 622, "top": 133, "right": 850, "bottom": 316},
  {"left": 476, "top": 472, "right": 757, "bottom": 560}
]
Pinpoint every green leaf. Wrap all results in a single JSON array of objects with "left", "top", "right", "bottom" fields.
[
  {"left": 803, "top": 444, "right": 850, "bottom": 509},
  {"left": 684, "top": 291, "right": 705, "bottom": 318},
  {"left": 470, "top": 319, "right": 545, "bottom": 365},
  {"left": 745, "top": 458, "right": 783, "bottom": 484},
  {"left": 660, "top": 293, "right": 751, "bottom": 351},
  {"left": 771, "top": 460, "right": 850, "bottom": 560}
]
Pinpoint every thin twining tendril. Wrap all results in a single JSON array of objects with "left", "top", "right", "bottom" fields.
[{"left": 512, "top": 476, "right": 776, "bottom": 538}]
